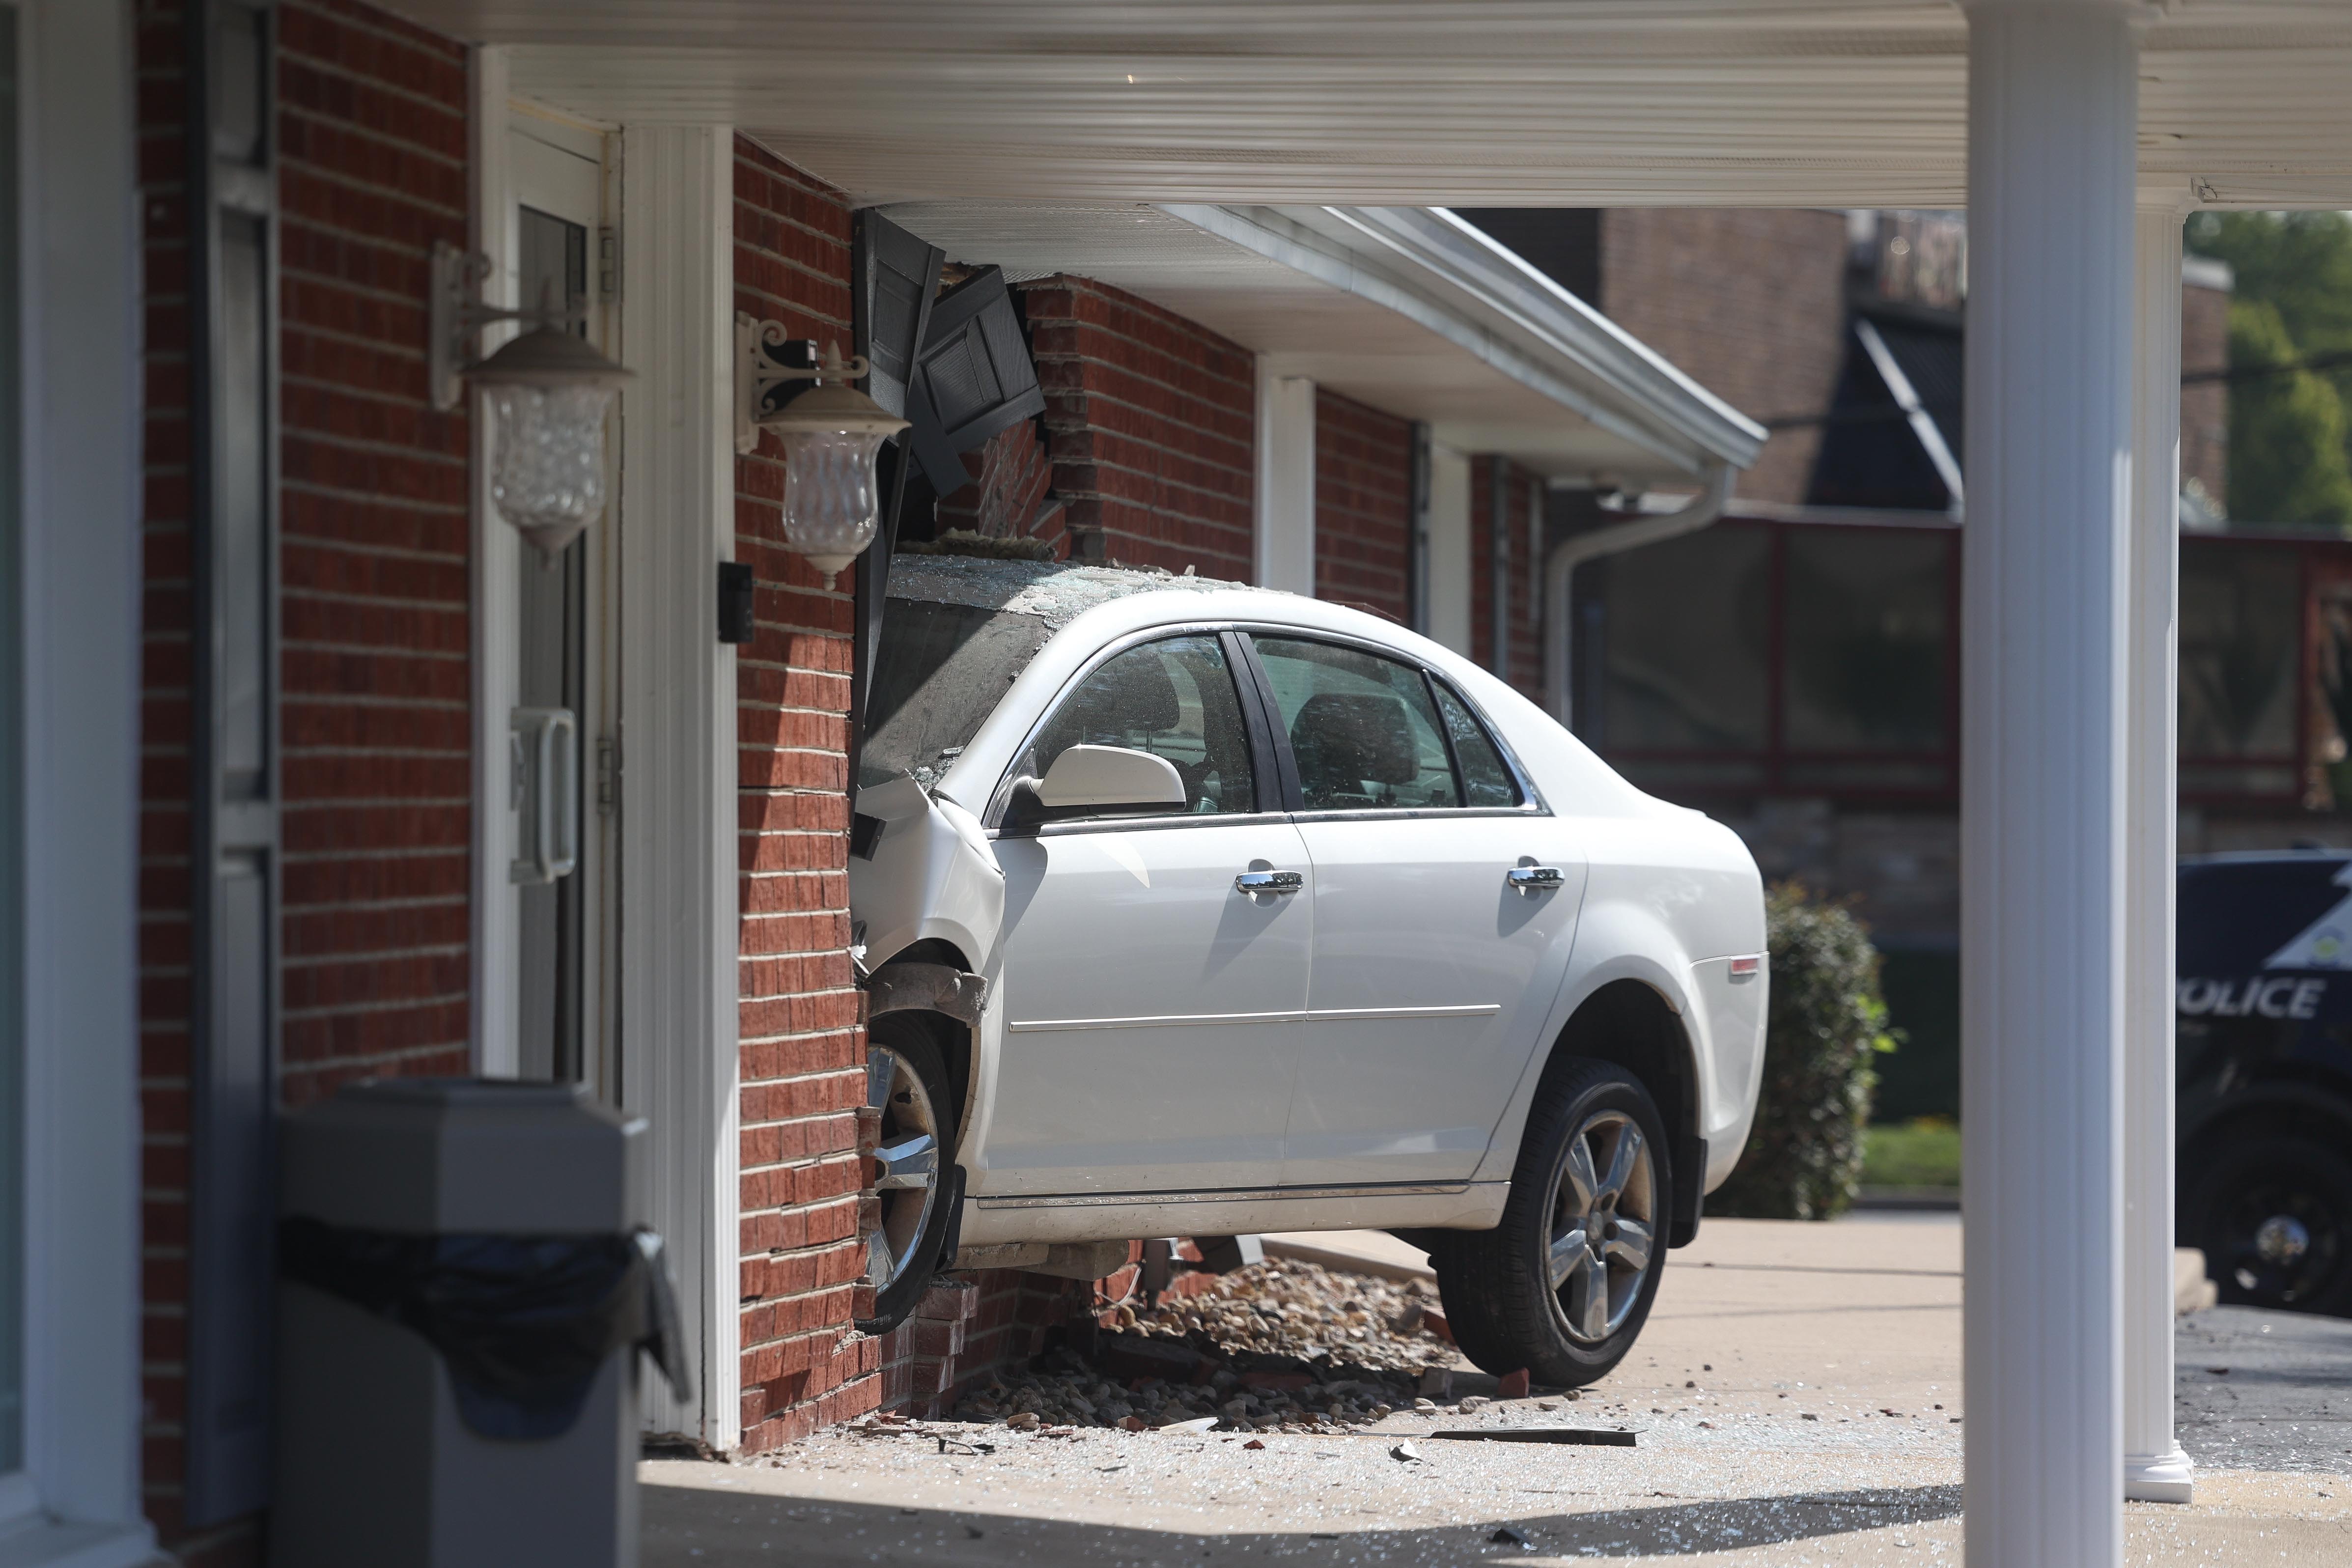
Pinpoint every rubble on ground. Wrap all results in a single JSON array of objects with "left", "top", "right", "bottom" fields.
[{"left": 950, "top": 1258, "right": 1466, "bottom": 1433}]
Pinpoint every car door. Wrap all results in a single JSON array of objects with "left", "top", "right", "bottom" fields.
[
  {"left": 1245, "top": 633, "right": 1587, "bottom": 1188},
  {"left": 985, "top": 630, "right": 1312, "bottom": 1195}
]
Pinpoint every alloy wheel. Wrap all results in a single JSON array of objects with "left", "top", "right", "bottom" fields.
[
  {"left": 1545, "top": 1110, "right": 1658, "bottom": 1344},
  {"left": 864, "top": 1043, "right": 942, "bottom": 1291}
]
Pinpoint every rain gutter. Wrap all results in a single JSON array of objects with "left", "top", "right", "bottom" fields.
[{"left": 1160, "top": 203, "right": 1765, "bottom": 479}]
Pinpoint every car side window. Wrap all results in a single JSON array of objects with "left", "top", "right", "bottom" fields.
[
  {"left": 1025, "top": 634, "right": 1256, "bottom": 816},
  {"left": 1251, "top": 637, "right": 1460, "bottom": 811},
  {"left": 1432, "top": 680, "right": 1524, "bottom": 808}
]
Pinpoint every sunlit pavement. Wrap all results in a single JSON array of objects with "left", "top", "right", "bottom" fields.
[{"left": 643, "top": 1219, "right": 2352, "bottom": 1565}]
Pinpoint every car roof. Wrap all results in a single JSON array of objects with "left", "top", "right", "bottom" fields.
[{"left": 886, "top": 554, "right": 1286, "bottom": 630}]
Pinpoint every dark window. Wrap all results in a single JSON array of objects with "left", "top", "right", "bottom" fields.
[
  {"left": 1602, "top": 525, "right": 1770, "bottom": 768},
  {"left": 1781, "top": 529, "right": 1951, "bottom": 793},
  {"left": 2181, "top": 542, "right": 2300, "bottom": 800},
  {"left": 1026, "top": 636, "right": 1256, "bottom": 817},
  {"left": 1431, "top": 681, "right": 1522, "bottom": 809},
  {"left": 1253, "top": 637, "right": 1458, "bottom": 811}
]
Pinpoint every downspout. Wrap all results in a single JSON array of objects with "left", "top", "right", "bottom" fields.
[{"left": 1543, "top": 461, "right": 1737, "bottom": 727}]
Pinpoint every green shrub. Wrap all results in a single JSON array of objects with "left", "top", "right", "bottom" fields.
[
  {"left": 1707, "top": 883, "right": 1893, "bottom": 1221},
  {"left": 1861, "top": 1118, "right": 1961, "bottom": 1191}
]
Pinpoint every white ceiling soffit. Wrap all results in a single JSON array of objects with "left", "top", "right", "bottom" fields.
[
  {"left": 394, "top": 1, "right": 2352, "bottom": 210},
  {"left": 877, "top": 199, "right": 1760, "bottom": 483}
]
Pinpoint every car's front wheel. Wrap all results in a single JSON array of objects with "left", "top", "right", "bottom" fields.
[
  {"left": 1435, "top": 1059, "right": 1671, "bottom": 1387},
  {"left": 855, "top": 1019, "right": 959, "bottom": 1334}
]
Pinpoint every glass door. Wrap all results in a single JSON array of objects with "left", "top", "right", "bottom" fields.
[
  {"left": 513, "top": 206, "right": 588, "bottom": 1082},
  {"left": 504, "top": 112, "right": 613, "bottom": 1090}
]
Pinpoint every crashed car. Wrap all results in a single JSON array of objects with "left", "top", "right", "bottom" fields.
[{"left": 848, "top": 556, "right": 1767, "bottom": 1384}]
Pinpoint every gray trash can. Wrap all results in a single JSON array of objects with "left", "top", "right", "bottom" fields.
[{"left": 272, "top": 1079, "right": 687, "bottom": 1568}]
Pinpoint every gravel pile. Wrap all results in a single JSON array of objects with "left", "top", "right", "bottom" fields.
[
  {"left": 951, "top": 1259, "right": 1458, "bottom": 1434},
  {"left": 1136, "top": 1257, "right": 1450, "bottom": 1372}
]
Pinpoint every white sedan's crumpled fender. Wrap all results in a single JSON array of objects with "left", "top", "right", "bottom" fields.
[{"left": 849, "top": 775, "right": 1006, "bottom": 975}]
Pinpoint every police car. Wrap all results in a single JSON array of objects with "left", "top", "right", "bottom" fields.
[{"left": 2178, "top": 849, "right": 2352, "bottom": 1316}]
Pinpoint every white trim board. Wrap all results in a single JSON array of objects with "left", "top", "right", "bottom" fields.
[
  {"left": 8, "top": 0, "right": 160, "bottom": 1558},
  {"left": 614, "top": 123, "right": 741, "bottom": 1453}
]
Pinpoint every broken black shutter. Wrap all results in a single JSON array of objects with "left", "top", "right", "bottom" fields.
[
  {"left": 906, "top": 266, "right": 1048, "bottom": 495},
  {"left": 850, "top": 211, "right": 945, "bottom": 775},
  {"left": 186, "top": 0, "right": 279, "bottom": 1522}
]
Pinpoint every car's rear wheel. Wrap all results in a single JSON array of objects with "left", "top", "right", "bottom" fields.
[
  {"left": 1435, "top": 1059, "right": 1671, "bottom": 1386},
  {"left": 856, "top": 1020, "right": 958, "bottom": 1334},
  {"left": 2185, "top": 1124, "right": 2352, "bottom": 1316}
]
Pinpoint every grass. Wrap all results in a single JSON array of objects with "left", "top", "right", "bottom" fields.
[{"left": 1862, "top": 1117, "right": 1962, "bottom": 1191}]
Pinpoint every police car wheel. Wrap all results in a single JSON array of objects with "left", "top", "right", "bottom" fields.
[{"left": 2187, "top": 1129, "right": 2352, "bottom": 1317}]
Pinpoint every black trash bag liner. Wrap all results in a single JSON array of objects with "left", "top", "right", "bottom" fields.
[{"left": 280, "top": 1217, "right": 693, "bottom": 1441}]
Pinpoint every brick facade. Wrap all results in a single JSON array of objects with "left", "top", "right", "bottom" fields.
[
  {"left": 274, "top": 0, "right": 475, "bottom": 1106},
  {"left": 932, "top": 417, "right": 1060, "bottom": 546},
  {"left": 1020, "top": 277, "right": 1256, "bottom": 578},
  {"left": 138, "top": 0, "right": 472, "bottom": 1558},
  {"left": 1597, "top": 209, "right": 1852, "bottom": 509},
  {"left": 2182, "top": 271, "right": 2230, "bottom": 511},
  {"left": 1470, "top": 457, "right": 1548, "bottom": 701},
  {"left": 1314, "top": 389, "right": 1414, "bottom": 623},
  {"left": 729, "top": 138, "right": 878, "bottom": 1451}
]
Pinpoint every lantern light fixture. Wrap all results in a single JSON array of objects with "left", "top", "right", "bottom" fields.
[
  {"left": 430, "top": 241, "right": 633, "bottom": 561},
  {"left": 736, "top": 316, "right": 912, "bottom": 584}
]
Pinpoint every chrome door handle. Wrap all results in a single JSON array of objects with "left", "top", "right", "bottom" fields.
[
  {"left": 1235, "top": 869, "right": 1305, "bottom": 896},
  {"left": 510, "top": 706, "right": 579, "bottom": 885},
  {"left": 1507, "top": 865, "right": 1565, "bottom": 894}
]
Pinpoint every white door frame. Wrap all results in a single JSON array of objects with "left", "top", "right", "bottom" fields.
[
  {"left": 468, "top": 58, "right": 618, "bottom": 1090},
  {"left": 10, "top": 0, "right": 159, "bottom": 1558}
]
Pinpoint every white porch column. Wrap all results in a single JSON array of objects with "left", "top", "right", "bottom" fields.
[
  {"left": 1254, "top": 360, "right": 1316, "bottom": 593},
  {"left": 1959, "top": 5, "right": 2138, "bottom": 1566},
  {"left": 2124, "top": 192, "right": 2195, "bottom": 1505},
  {"left": 617, "top": 125, "right": 743, "bottom": 1451}
]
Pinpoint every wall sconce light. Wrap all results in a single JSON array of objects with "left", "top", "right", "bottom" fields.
[
  {"left": 431, "top": 241, "right": 633, "bottom": 560},
  {"left": 736, "top": 316, "right": 911, "bottom": 584}
]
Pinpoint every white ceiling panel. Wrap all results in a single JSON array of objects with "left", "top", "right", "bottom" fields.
[{"left": 387, "top": 1, "right": 2352, "bottom": 209}]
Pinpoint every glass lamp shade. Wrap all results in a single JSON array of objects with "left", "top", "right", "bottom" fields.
[
  {"left": 487, "top": 382, "right": 617, "bottom": 559},
  {"left": 779, "top": 426, "right": 892, "bottom": 580}
]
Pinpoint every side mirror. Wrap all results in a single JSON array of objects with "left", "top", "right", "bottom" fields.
[{"left": 1044, "top": 744, "right": 1187, "bottom": 812}]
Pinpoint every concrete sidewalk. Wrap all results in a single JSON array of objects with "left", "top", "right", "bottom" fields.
[{"left": 644, "top": 1219, "right": 2351, "bottom": 1565}]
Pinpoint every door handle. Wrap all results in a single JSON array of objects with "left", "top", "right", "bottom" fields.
[
  {"left": 510, "top": 706, "right": 579, "bottom": 884},
  {"left": 1507, "top": 865, "right": 1565, "bottom": 894},
  {"left": 1235, "top": 869, "right": 1305, "bottom": 896}
]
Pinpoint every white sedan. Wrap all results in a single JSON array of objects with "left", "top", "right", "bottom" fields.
[{"left": 848, "top": 556, "right": 1766, "bottom": 1384}]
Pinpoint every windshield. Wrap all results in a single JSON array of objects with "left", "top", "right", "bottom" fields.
[
  {"left": 862, "top": 598, "right": 1053, "bottom": 789},
  {"left": 859, "top": 554, "right": 1266, "bottom": 791}
]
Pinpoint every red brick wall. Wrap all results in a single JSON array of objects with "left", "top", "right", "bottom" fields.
[
  {"left": 275, "top": 0, "right": 474, "bottom": 1107},
  {"left": 1598, "top": 210, "right": 1850, "bottom": 508},
  {"left": 1020, "top": 277, "right": 1255, "bottom": 578},
  {"left": 1470, "top": 457, "right": 1546, "bottom": 700},
  {"left": 1314, "top": 389, "right": 1414, "bottom": 622},
  {"left": 933, "top": 418, "right": 1059, "bottom": 545},
  {"left": 138, "top": 0, "right": 472, "bottom": 1558},
  {"left": 135, "top": 0, "right": 201, "bottom": 1548},
  {"left": 2182, "top": 272, "right": 2230, "bottom": 511},
  {"left": 729, "top": 137, "right": 877, "bottom": 1452}
]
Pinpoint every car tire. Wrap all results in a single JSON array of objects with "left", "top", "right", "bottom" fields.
[
  {"left": 2185, "top": 1124, "right": 2352, "bottom": 1317},
  {"left": 855, "top": 1018, "right": 960, "bottom": 1335},
  {"left": 1434, "top": 1059, "right": 1672, "bottom": 1387}
]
